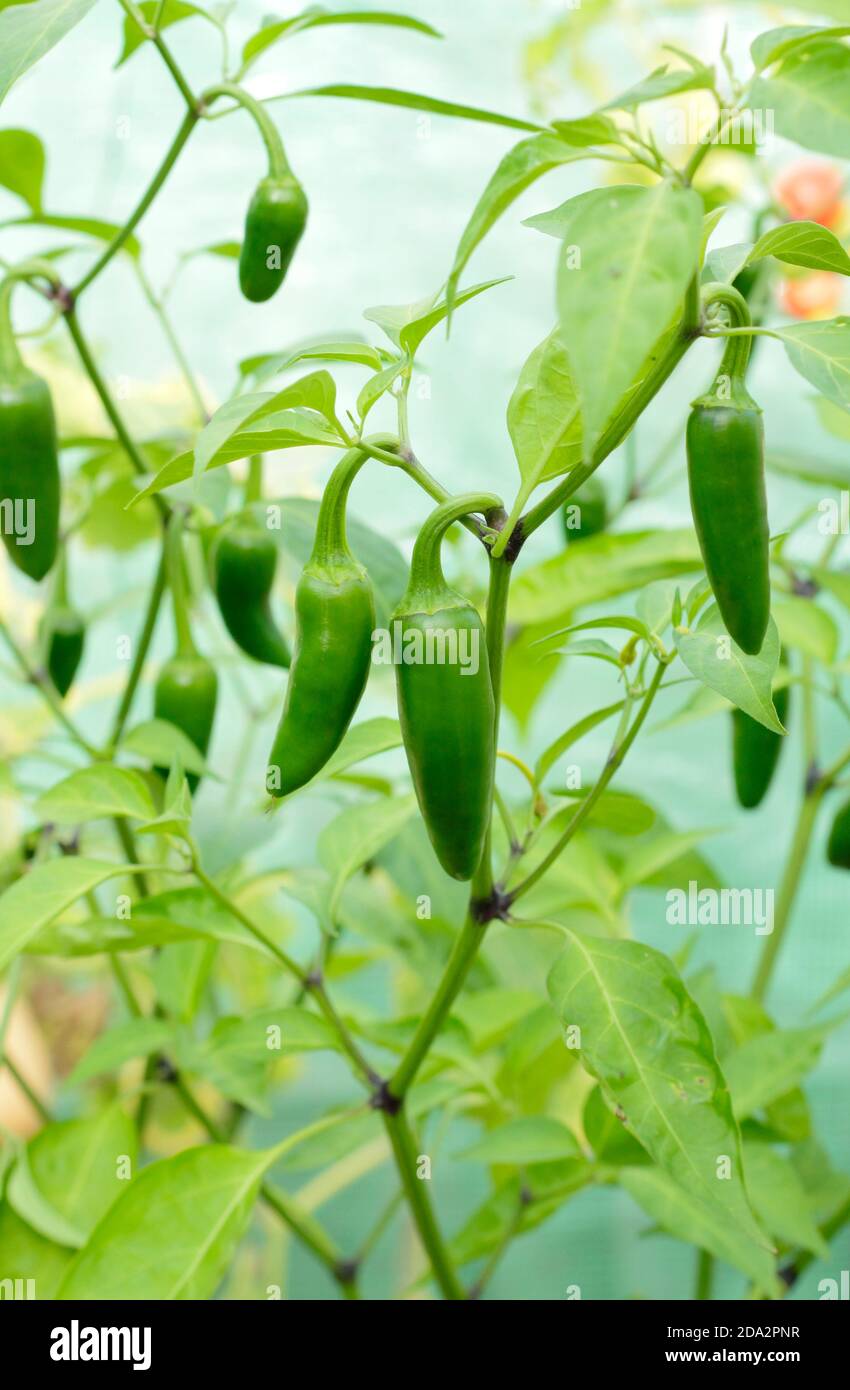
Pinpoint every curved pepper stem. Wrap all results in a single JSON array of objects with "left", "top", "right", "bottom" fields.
[
  {"left": 698, "top": 281, "right": 757, "bottom": 409},
  {"left": 203, "top": 83, "right": 292, "bottom": 180},
  {"left": 166, "top": 511, "right": 197, "bottom": 657},
  {"left": 403, "top": 492, "right": 503, "bottom": 611},
  {"left": 310, "top": 433, "right": 400, "bottom": 569},
  {"left": 0, "top": 279, "right": 24, "bottom": 378}
]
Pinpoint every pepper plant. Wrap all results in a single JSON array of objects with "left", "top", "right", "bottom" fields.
[{"left": 0, "top": 1, "right": 849, "bottom": 1302}]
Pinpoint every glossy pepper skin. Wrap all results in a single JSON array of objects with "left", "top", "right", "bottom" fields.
[
  {"left": 266, "top": 440, "right": 397, "bottom": 797},
  {"left": 154, "top": 514, "right": 217, "bottom": 792},
  {"left": 42, "top": 608, "right": 85, "bottom": 698},
  {"left": 394, "top": 493, "right": 500, "bottom": 881},
  {"left": 239, "top": 176, "right": 308, "bottom": 304},
  {"left": 561, "top": 476, "right": 607, "bottom": 543},
  {"left": 0, "top": 364, "right": 61, "bottom": 582},
  {"left": 686, "top": 284, "right": 770, "bottom": 656},
  {"left": 732, "top": 682, "right": 790, "bottom": 809},
  {"left": 213, "top": 523, "right": 290, "bottom": 668},
  {"left": 827, "top": 799, "right": 850, "bottom": 869}
]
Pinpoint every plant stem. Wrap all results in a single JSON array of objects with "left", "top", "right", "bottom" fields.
[
  {"left": 510, "top": 658, "right": 668, "bottom": 903},
  {"left": 3, "top": 1055, "right": 51, "bottom": 1123},
  {"left": 516, "top": 280, "right": 701, "bottom": 551},
  {"left": 383, "top": 1108, "right": 465, "bottom": 1300},
  {"left": 695, "top": 1248, "right": 714, "bottom": 1300},
  {"left": 133, "top": 261, "right": 207, "bottom": 423},
  {"left": 107, "top": 543, "right": 168, "bottom": 752},
  {"left": 201, "top": 83, "right": 291, "bottom": 178},
  {"left": 0, "top": 619, "right": 100, "bottom": 757},
  {"left": 190, "top": 856, "right": 380, "bottom": 1088},
  {"left": 73, "top": 110, "right": 200, "bottom": 298}
]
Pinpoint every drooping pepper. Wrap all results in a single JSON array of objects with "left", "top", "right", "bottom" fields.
[
  {"left": 686, "top": 284, "right": 770, "bottom": 656},
  {"left": 239, "top": 175, "right": 308, "bottom": 304},
  {"left": 827, "top": 800, "right": 850, "bottom": 870},
  {"left": 39, "top": 547, "right": 85, "bottom": 698},
  {"left": 154, "top": 513, "right": 217, "bottom": 792},
  {"left": 213, "top": 521, "right": 290, "bottom": 669},
  {"left": 394, "top": 493, "right": 500, "bottom": 881},
  {"left": 266, "top": 441, "right": 389, "bottom": 797},
  {"left": 561, "top": 475, "right": 608, "bottom": 544},
  {"left": 0, "top": 278, "right": 60, "bottom": 581},
  {"left": 732, "top": 676, "right": 790, "bottom": 810}
]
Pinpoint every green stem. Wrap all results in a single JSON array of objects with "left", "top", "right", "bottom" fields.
[
  {"left": 0, "top": 618, "right": 100, "bottom": 758},
  {"left": 73, "top": 109, "right": 200, "bottom": 297},
  {"left": 695, "top": 1248, "right": 714, "bottom": 1300},
  {"left": 165, "top": 510, "right": 196, "bottom": 657},
  {"left": 382, "top": 1108, "right": 465, "bottom": 1300},
  {"left": 516, "top": 278, "right": 701, "bottom": 550},
  {"left": 403, "top": 492, "right": 502, "bottom": 609},
  {"left": 133, "top": 261, "right": 207, "bottom": 423},
  {"left": 509, "top": 659, "right": 668, "bottom": 904},
  {"left": 106, "top": 543, "right": 168, "bottom": 752},
  {"left": 190, "top": 855, "right": 379, "bottom": 1088},
  {"left": 202, "top": 83, "right": 291, "bottom": 179},
  {"left": 356, "top": 439, "right": 485, "bottom": 540},
  {"left": 3, "top": 1055, "right": 51, "bottom": 1124}
]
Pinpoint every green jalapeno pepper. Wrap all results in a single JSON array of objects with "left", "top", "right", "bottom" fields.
[
  {"left": 394, "top": 493, "right": 500, "bottom": 881},
  {"left": 732, "top": 677, "right": 790, "bottom": 810},
  {"left": 39, "top": 548, "right": 85, "bottom": 698},
  {"left": 827, "top": 799, "right": 850, "bottom": 870},
  {"left": 239, "top": 176, "right": 308, "bottom": 304},
  {"left": 213, "top": 520, "right": 290, "bottom": 668},
  {"left": 154, "top": 514, "right": 217, "bottom": 792}
]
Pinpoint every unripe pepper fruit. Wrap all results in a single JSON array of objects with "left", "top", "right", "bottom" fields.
[
  {"left": 39, "top": 549, "right": 85, "bottom": 698},
  {"left": 561, "top": 476, "right": 607, "bottom": 543},
  {"left": 213, "top": 521, "right": 290, "bottom": 668},
  {"left": 827, "top": 799, "right": 850, "bottom": 870},
  {"left": 0, "top": 279, "right": 60, "bottom": 582},
  {"left": 154, "top": 514, "right": 217, "bottom": 792},
  {"left": 394, "top": 492, "right": 500, "bottom": 881},
  {"left": 732, "top": 675, "right": 790, "bottom": 810},
  {"left": 266, "top": 436, "right": 397, "bottom": 797},
  {"left": 687, "top": 284, "right": 771, "bottom": 655},
  {"left": 239, "top": 176, "right": 308, "bottom": 304}
]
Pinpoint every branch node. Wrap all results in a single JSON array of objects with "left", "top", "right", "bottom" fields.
[
  {"left": 304, "top": 968, "right": 323, "bottom": 991},
  {"left": 369, "top": 1080, "right": 402, "bottom": 1116},
  {"left": 333, "top": 1256, "right": 360, "bottom": 1286},
  {"left": 470, "top": 888, "right": 512, "bottom": 925},
  {"left": 805, "top": 760, "right": 822, "bottom": 797}
]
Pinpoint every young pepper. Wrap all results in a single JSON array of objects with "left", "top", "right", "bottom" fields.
[
  {"left": 687, "top": 284, "right": 770, "bottom": 655},
  {"left": 394, "top": 493, "right": 500, "bottom": 881},
  {"left": 732, "top": 682, "right": 790, "bottom": 809},
  {"left": 827, "top": 799, "right": 850, "bottom": 870},
  {"left": 213, "top": 520, "right": 290, "bottom": 668},
  {"left": 266, "top": 440, "right": 397, "bottom": 797},
  {"left": 39, "top": 547, "right": 85, "bottom": 698},
  {"left": 0, "top": 278, "right": 60, "bottom": 581},
  {"left": 154, "top": 514, "right": 217, "bottom": 792}
]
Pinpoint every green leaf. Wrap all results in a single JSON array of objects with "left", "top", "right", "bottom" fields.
[
  {"left": 0, "top": 1202, "right": 71, "bottom": 1298},
  {"left": 534, "top": 700, "right": 625, "bottom": 785},
  {"left": 773, "top": 594, "right": 838, "bottom": 664},
  {"left": 766, "top": 448, "right": 850, "bottom": 488},
  {"left": 283, "top": 84, "right": 542, "bottom": 133},
  {"left": 511, "top": 528, "right": 702, "bottom": 627},
  {"left": 70, "top": 1018, "right": 175, "bottom": 1084},
  {"left": 120, "top": 719, "right": 211, "bottom": 778},
  {"left": 241, "top": 8, "right": 441, "bottom": 72},
  {"left": 132, "top": 410, "right": 340, "bottom": 501},
  {"left": 620, "top": 829, "right": 718, "bottom": 891},
  {"left": 749, "top": 42, "right": 850, "bottom": 158},
  {"left": 0, "top": 0, "right": 97, "bottom": 105},
  {"left": 702, "top": 242, "right": 753, "bottom": 286},
  {"left": 446, "top": 133, "right": 588, "bottom": 316},
  {"left": 555, "top": 181, "right": 703, "bottom": 456},
  {"left": 0, "top": 127, "right": 44, "bottom": 210},
  {"left": 318, "top": 793, "right": 418, "bottom": 919},
  {"left": 0, "top": 858, "right": 147, "bottom": 971},
  {"left": 724, "top": 1027, "right": 827, "bottom": 1118},
  {"left": 8, "top": 1108, "right": 137, "bottom": 1245},
  {"left": 36, "top": 765, "right": 156, "bottom": 826},
  {"left": 742, "top": 1141, "right": 830, "bottom": 1258},
  {"left": 548, "top": 930, "right": 775, "bottom": 1288},
  {"left": 583, "top": 1086, "right": 649, "bottom": 1164},
  {"left": 600, "top": 63, "right": 715, "bottom": 111},
  {"left": 356, "top": 359, "right": 406, "bottom": 422},
  {"left": 181, "top": 1008, "right": 339, "bottom": 1114},
  {"left": 57, "top": 1144, "right": 274, "bottom": 1299},
  {"left": 457, "top": 1116, "right": 580, "bottom": 1165},
  {"left": 308, "top": 716, "right": 402, "bottom": 786},
  {"left": 674, "top": 607, "right": 784, "bottom": 733},
  {"left": 551, "top": 113, "right": 622, "bottom": 145},
  {"left": 116, "top": 0, "right": 213, "bottom": 66},
  {"left": 775, "top": 317, "right": 850, "bottom": 411},
  {"left": 364, "top": 276, "right": 510, "bottom": 358},
  {"left": 1, "top": 212, "right": 141, "bottom": 256},
  {"left": 506, "top": 329, "right": 583, "bottom": 507},
  {"left": 621, "top": 1165, "right": 779, "bottom": 1289},
  {"left": 750, "top": 220, "right": 850, "bottom": 275},
  {"left": 193, "top": 373, "right": 340, "bottom": 485},
  {"left": 752, "top": 25, "right": 850, "bottom": 72}
]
